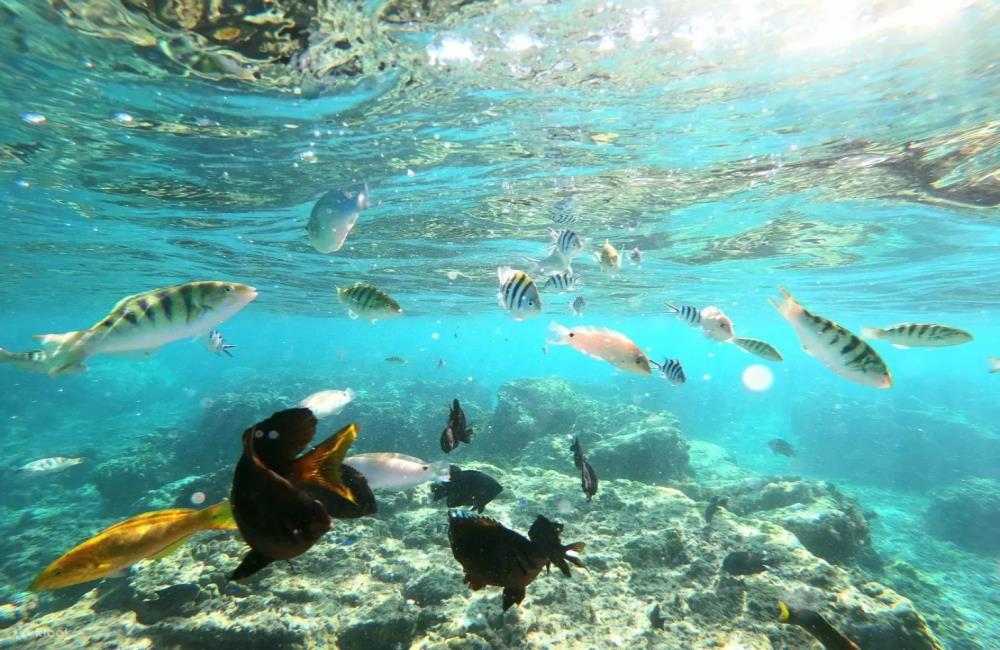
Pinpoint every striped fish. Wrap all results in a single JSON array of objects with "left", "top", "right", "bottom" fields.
[
  {"left": 206, "top": 330, "right": 236, "bottom": 357},
  {"left": 771, "top": 288, "right": 891, "bottom": 389},
  {"left": 731, "top": 337, "right": 783, "bottom": 362},
  {"left": 34, "top": 281, "right": 257, "bottom": 376},
  {"left": 653, "top": 358, "right": 686, "bottom": 385},
  {"left": 543, "top": 271, "right": 577, "bottom": 292},
  {"left": 550, "top": 229, "right": 583, "bottom": 258},
  {"left": 666, "top": 303, "right": 701, "bottom": 327},
  {"left": 336, "top": 283, "right": 403, "bottom": 320},
  {"left": 18, "top": 456, "right": 84, "bottom": 476},
  {"left": 552, "top": 197, "right": 577, "bottom": 224},
  {"left": 497, "top": 267, "right": 542, "bottom": 320},
  {"left": 861, "top": 323, "right": 973, "bottom": 348}
]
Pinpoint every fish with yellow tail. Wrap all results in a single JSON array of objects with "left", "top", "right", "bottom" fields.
[
  {"left": 770, "top": 288, "right": 891, "bottom": 388},
  {"left": 595, "top": 240, "right": 621, "bottom": 273},
  {"left": 547, "top": 322, "right": 651, "bottom": 375},
  {"left": 30, "top": 501, "right": 237, "bottom": 590},
  {"left": 777, "top": 600, "right": 861, "bottom": 650},
  {"left": 33, "top": 281, "right": 257, "bottom": 376},
  {"left": 861, "top": 323, "right": 972, "bottom": 348}
]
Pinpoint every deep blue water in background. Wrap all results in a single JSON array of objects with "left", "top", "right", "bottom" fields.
[{"left": 1, "top": 0, "right": 999, "bottom": 646}]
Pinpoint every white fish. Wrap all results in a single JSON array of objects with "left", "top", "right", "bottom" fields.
[
  {"left": 771, "top": 288, "right": 891, "bottom": 389},
  {"left": 535, "top": 248, "right": 573, "bottom": 275},
  {"left": 343, "top": 453, "right": 449, "bottom": 490},
  {"left": 298, "top": 388, "right": 356, "bottom": 419},
  {"left": 18, "top": 457, "right": 84, "bottom": 476},
  {"left": 988, "top": 357, "right": 1000, "bottom": 373},
  {"left": 497, "top": 267, "right": 543, "bottom": 320},
  {"left": 698, "top": 306, "right": 735, "bottom": 342},
  {"left": 306, "top": 186, "right": 369, "bottom": 253},
  {"left": 206, "top": 330, "right": 236, "bottom": 356}
]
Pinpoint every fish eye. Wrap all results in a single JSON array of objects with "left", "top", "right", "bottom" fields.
[
  {"left": 53, "top": 569, "right": 63, "bottom": 575},
  {"left": 569, "top": 332, "right": 574, "bottom": 337},
  {"left": 224, "top": 285, "right": 234, "bottom": 292},
  {"left": 422, "top": 465, "right": 428, "bottom": 470}
]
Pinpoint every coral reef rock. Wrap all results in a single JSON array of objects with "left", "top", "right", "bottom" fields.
[{"left": 925, "top": 478, "right": 1000, "bottom": 554}]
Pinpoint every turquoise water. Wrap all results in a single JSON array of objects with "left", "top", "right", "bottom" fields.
[{"left": 1, "top": 1, "right": 999, "bottom": 648}]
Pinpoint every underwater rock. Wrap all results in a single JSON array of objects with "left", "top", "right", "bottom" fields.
[
  {"left": 92, "top": 452, "right": 173, "bottom": 512},
  {"left": 589, "top": 415, "right": 691, "bottom": 484},
  {"left": 484, "top": 376, "right": 581, "bottom": 457},
  {"left": 925, "top": 478, "right": 1000, "bottom": 554}
]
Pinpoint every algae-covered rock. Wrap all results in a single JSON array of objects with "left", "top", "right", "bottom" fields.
[
  {"left": 92, "top": 452, "right": 173, "bottom": 513},
  {"left": 925, "top": 478, "right": 1000, "bottom": 554}
]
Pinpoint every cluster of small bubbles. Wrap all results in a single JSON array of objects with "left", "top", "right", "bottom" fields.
[
  {"left": 556, "top": 499, "right": 574, "bottom": 515},
  {"left": 21, "top": 112, "right": 46, "bottom": 125},
  {"left": 298, "top": 150, "right": 317, "bottom": 163},
  {"left": 190, "top": 491, "right": 206, "bottom": 506},
  {"left": 702, "top": 373, "right": 712, "bottom": 381},
  {"left": 406, "top": 169, "right": 416, "bottom": 177},
  {"left": 431, "top": 332, "right": 440, "bottom": 340}
]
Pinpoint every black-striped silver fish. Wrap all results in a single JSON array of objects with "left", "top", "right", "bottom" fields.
[
  {"left": 543, "top": 271, "right": 577, "bottom": 292},
  {"left": 0, "top": 348, "right": 66, "bottom": 374},
  {"left": 550, "top": 229, "right": 584, "bottom": 259},
  {"left": 552, "top": 197, "right": 577, "bottom": 224},
  {"left": 731, "top": 337, "right": 783, "bottom": 362},
  {"left": 861, "top": 323, "right": 973, "bottom": 348},
  {"left": 497, "top": 266, "right": 542, "bottom": 320},
  {"left": 653, "top": 358, "right": 686, "bottom": 385},
  {"left": 667, "top": 303, "right": 701, "bottom": 327},
  {"left": 34, "top": 281, "right": 257, "bottom": 376},
  {"left": 336, "top": 283, "right": 403, "bottom": 320},
  {"left": 771, "top": 288, "right": 891, "bottom": 389},
  {"left": 18, "top": 456, "right": 84, "bottom": 476},
  {"left": 206, "top": 330, "right": 236, "bottom": 357}
]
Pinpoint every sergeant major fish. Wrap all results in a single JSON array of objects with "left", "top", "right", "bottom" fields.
[
  {"left": 543, "top": 271, "right": 577, "bottom": 293},
  {"left": 34, "top": 281, "right": 257, "bottom": 376},
  {"left": 550, "top": 229, "right": 584, "bottom": 259},
  {"left": 861, "top": 323, "right": 973, "bottom": 348},
  {"left": 652, "top": 358, "right": 686, "bottom": 386},
  {"left": 307, "top": 186, "right": 370, "bottom": 254},
  {"left": 667, "top": 303, "right": 735, "bottom": 342},
  {"left": 336, "top": 283, "right": 402, "bottom": 321},
  {"left": 551, "top": 197, "right": 577, "bottom": 224},
  {"left": 547, "top": 322, "right": 651, "bottom": 375},
  {"left": 206, "top": 330, "right": 236, "bottom": 357},
  {"left": 497, "top": 267, "right": 543, "bottom": 320},
  {"left": 771, "top": 288, "right": 891, "bottom": 389},
  {"left": 19, "top": 456, "right": 84, "bottom": 476}
]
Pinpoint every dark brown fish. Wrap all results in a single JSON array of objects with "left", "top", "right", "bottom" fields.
[
  {"left": 704, "top": 495, "right": 728, "bottom": 524},
  {"left": 307, "top": 464, "right": 377, "bottom": 519},
  {"left": 229, "top": 408, "right": 358, "bottom": 580},
  {"left": 778, "top": 601, "right": 861, "bottom": 650},
  {"left": 721, "top": 550, "right": 772, "bottom": 576},
  {"left": 570, "top": 437, "right": 598, "bottom": 501},
  {"left": 447, "top": 512, "right": 584, "bottom": 611},
  {"left": 431, "top": 465, "right": 502, "bottom": 513},
  {"left": 768, "top": 438, "right": 796, "bottom": 457},
  {"left": 441, "top": 399, "right": 474, "bottom": 453}
]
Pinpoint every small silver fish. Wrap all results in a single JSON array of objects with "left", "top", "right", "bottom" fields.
[
  {"left": 731, "top": 337, "right": 783, "bottom": 362},
  {"left": 630, "top": 247, "right": 642, "bottom": 265},
  {"left": 497, "top": 267, "right": 542, "bottom": 320},
  {"left": 206, "top": 330, "right": 236, "bottom": 357},
  {"left": 571, "top": 295, "right": 587, "bottom": 317},
  {"left": 552, "top": 197, "right": 577, "bottom": 224},
  {"left": 550, "top": 229, "right": 584, "bottom": 259},
  {"left": 307, "top": 186, "right": 370, "bottom": 253},
  {"left": 544, "top": 271, "right": 577, "bottom": 292},
  {"left": 19, "top": 457, "right": 84, "bottom": 476},
  {"left": 343, "top": 453, "right": 449, "bottom": 490},
  {"left": 988, "top": 357, "right": 1000, "bottom": 373}
]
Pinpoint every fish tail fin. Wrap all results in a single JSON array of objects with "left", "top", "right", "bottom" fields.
[
  {"left": 988, "top": 357, "right": 1000, "bottom": 373},
  {"left": 769, "top": 287, "right": 801, "bottom": 320},
  {"left": 430, "top": 460, "right": 451, "bottom": 483},
  {"left": 430, "top": 482, "right": 448, "bottom": 501},
  {"left": 778, "top": 600, "right": 792, "bottom": 623},
  {"left": 546, "top": 321, "right": 571, "bottom": 345},
  {"left": 860, "top": 327, "right": 882, "bottom": 340},
  {"left": 665, "top": 302, "right": 679, "bottom": 314},
  {"left": 293, "top": 423, "right": 359, "bottom": 504},
  {"left": 32, "top": 330, "right": 88, "bottom": 376},
  {"left": 563, "top": 541, "right": 586, "bottom": 568},
  {"left": 199, "top": 500, "right": 238, "bottom": 530}
]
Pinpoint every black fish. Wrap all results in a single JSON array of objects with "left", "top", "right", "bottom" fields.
[
  {"left": 778, "top": 601, "right": 861, "bottom": 650},
  {"left": 431, "top": 465, "right": 503, "bottom": 513},
  {"left": 447, "top": 511, "right": 584, "bottom": 611},
  {"left": 768, "top": 438, "right": 796, "bottom": 457},
  {"left": 308, "top": 464, "right": 377, "bottom": 519},
  {"left": 228, "top": 409, "right": 358, "bottom": 580},
  {"left": 704, "top": 495, "right": 728, "bottom": 524},
  {"left": 570, "top": 437, "right": 598, "bottom": 501},
  {"left": 441, "top": 399, "right": 475, "bottom": 453},
  {"left": 721, "top": 550, "right": 772, "bottom": 576},
  {"left": 649, "top": 604, "right": 665, "bottom": 630}
]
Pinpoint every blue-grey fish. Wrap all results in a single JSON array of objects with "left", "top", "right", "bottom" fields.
[
  {"left": 552, "top": 197, "right": 577, "bottom": 224},
  {"left": 570, "top": 295, "right": 586, "bottom": 317},
  {"left": 34, "top": 281, "right": 257, "bottom": 376},
  {"left": 630, "top": 247, "right": 643, "bottom": 265},
  {"left": 544, "top": 271, "right": 577, "bottom": 292},
  {"left": 307, "top": 186, "right": 370, "bottom": 253},
  {"left": 652, "top": 358, "right": 686, "bottom": 385},
  {"left": 497, "top": 267, "right": 542, "bottom": 320},
  {"left": 550, "top": 229, "right": 584, "bottom": 259}
]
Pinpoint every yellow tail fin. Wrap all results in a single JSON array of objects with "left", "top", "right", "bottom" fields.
[
  {"left": 199, "top": 500, "right": 238, "bottom": 530},
  {"left": 778, "top": 600, "right": 792, "bottom": 622},
  {"left": 293, "top": 423, "right": 358, "bottom": 504}
]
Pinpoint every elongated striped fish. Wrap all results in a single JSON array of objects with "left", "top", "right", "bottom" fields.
[
  {"left": 552, "top": 197, "right": 577, "bottom": 224},
  {"left": 771, "top": 288, "right": 891, "bottom": 388},
  {"left": 550, "top": 229, "right": 584, "bottom": 258},
  {"left": 0, "top": 348, "right": 71, "bottom": 375},
  {"left": 497, "top": 267, "right": 542, "bottom": 320},
  {"left": 731, "top": 337, "right": 783, "bottom": 362},
  {"left": 19, "top": 456, "right": 84, "bottom": 476},
  {"left": 653, "top": 358, "right": 686, "bottom": 385},
  {"left": 544, "top": 271, "right": 577, "bottom": 292},
  {"left": 667, "top": 303, "right": 701, "bottom": 326},
  {"left": 336, "top": 283, "right": 402, "bottom": 320},
  {"left": 34, "top": 281, "right": 257, "bottom": 376},
  {"left": 861, "top": 323, "right": 973, "bottom": 348}
]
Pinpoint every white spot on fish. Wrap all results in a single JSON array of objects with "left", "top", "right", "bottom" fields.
[
  {"left": 268, "top": 430, "right": 279, "bottom": 440},
  {"left": 190, "top": 491, "right": 206, "bottom": 505}
]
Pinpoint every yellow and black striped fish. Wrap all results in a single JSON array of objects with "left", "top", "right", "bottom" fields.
[
  {"left": 497, "top": 267, "right": 542, "bottom": 320},
  {"left": 731, "top": 337, "right": 783, "bottom": 362},
  {"left": 861, "top": 323, "right": 972, "bottom": 348},
  {"left": 336, "top": 283, "right": 402, "bottom": 320},
  {"left": 33, "top": 281, "right": 257, "bottom": 376},
  {"left": 771, "top": 288, "right": 891, "bottom": 389}
]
